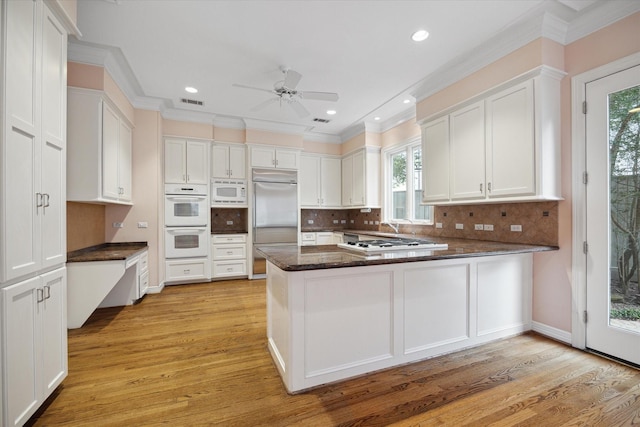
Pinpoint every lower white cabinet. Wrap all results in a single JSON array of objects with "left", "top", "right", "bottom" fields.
[
  {"left": 165, "top": 259, "right": 208, "bottom": 283},
  {"left": 211, "top": 234, "right": 247, "bottom": 279},
  {"left": 1, "top": 267, "right": 67, "bottom": 426}
]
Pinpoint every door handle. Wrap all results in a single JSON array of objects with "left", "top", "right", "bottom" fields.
[
  {"left": 44, "top": 285, "right": 51, "bottom": 300},
  {"left": 43, "top": 193, "right": 50, "bottom": 208},
  {"left": 37, "top": 288, "right": 44, "bottom": 303}
]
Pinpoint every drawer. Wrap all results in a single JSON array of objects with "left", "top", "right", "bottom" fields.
[
  {"left": 315, "top": 232, "right": 334, "bottom": 245},
  {"left": 212, "top": 234, "right": 247, "bottom": 244},
  {"left": 212, "top": 243, "right": 246, "bottom": 260},
  {"left": 138, "top": 270, "right": 149, "bottom": 297},
  {"left": 212, "top": 260, "right": 247, "bottom": 278},
  {"left": 300, "top": 241, "right": 316, "bottom": 246},
  {"left": 139, "top": 250, "right": 149, "bottom": 273},
  {"left": 301, "top": 232, "right": 316, "bottom": 242},
  {"left": 166, "top": 259, "right": 208, "bottom": 282}
]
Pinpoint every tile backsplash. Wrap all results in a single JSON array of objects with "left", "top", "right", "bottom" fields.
[
  {"left": 302, "top": 201, "right": 559, "bottom": 246},
  {"left": 211, "top": 208, "right": 248, "bottom": 233}
]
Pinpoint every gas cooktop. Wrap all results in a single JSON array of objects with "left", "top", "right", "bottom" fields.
[{"left": 337, "top": 238, "right": 448, "bottom": 253}]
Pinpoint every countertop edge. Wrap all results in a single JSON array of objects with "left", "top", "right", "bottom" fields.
[{"left": 67, "top": 242, "right": 148, "bottom": 263}]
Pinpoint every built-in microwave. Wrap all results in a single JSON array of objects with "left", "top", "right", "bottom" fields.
[{"left": 211, "top": 179, "right": 247, "bottom": 205}]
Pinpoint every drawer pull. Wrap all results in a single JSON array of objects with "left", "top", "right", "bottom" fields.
[
  {"left": 226, "top": 251, "right": 234, "bottom": 255},
  {"left": 183, "top": 269, "right": 190, "bottom": 274}
]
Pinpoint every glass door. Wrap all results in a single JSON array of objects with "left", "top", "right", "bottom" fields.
[{"left": 585, "top": 64, "right": 640, "bottom": 366}]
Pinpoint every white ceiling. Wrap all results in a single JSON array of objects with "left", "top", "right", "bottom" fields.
[{"left": 70, "top": 0, "right": 638, "bottom": 142}]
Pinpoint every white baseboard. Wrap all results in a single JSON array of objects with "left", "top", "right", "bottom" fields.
[
  {"left": 532, "top": 321, "right": 572, "bottom": 344},
  {"left": 146, "top": 282, "right": 165, "bottom": 294}
]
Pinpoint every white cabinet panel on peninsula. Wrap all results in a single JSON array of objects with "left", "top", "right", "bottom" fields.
[
  {"left": 250, "top": 146, "right": 299, "bottom": 169},
  {"left": 212, "top": 143, "right": 246, "bottom": 179},
  {"left": 67, "top": 88, "right": 133, "bottom": 204},
  {"left": 267, "top": 253, "right": 532, "bottom": 393},
  {"left": 300, "top": 154, "right": 341, "bottom": 208},
  {"left": 421, "top": 66, "right": 564, "bottom": 205},
  {"left": 165, "top": 139, "right": 209, "bottom": 184}
]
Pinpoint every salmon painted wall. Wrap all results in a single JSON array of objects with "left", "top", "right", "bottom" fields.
[
  {"left": 303, "top": 140, "right": 342, "bottom": 155},
  {"left": 105, "top": 110, "right": 164, "bottom": 288},
  {"left": 536, "top": 11, "right": 640, "bottom": 332},
  {"left": 411, "top": 15, "right": 639, "bottom": 335}
]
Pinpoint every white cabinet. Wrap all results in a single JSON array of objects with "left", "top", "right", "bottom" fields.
[
  {"left": 67, "top": 88, "right": 134, "bottom": 204},
  {"left": 212, "top": 143, "right": 246, "bottom": 179},
  {"left": 165, "top": 259, "right": 209, "bottom": 283},
  {"left": 211, "top": 234, "right": 247, "bottom": 278},
  {"left": 1, "top": 1, "right": 69, "bottom": 424},
  {"left": 165, "top": 139, "right": 209, "bottom": 184},
  {"left": 485, "top": 80, "right": 535, "bottom": 198},
  {"left": 300, "top": 155, "right": 342, "bottom": 208},
  {"left": 1, "top": 0, "right": 67, "bottom": 282},
  {"left": 450, "top": 101, "right": 486, "bottom": 201},
  {"left": 300, "top": 232, "right": 316, "bottom": 246},
  {"left": 421, "top": 67, "right": 563, "bottom": 205},
  {"left": 422, "top": 116, "right": 450, "bottom": 203},
  {"left": 2, "top": 267, "right": 67, "bottom": 427},
  {"left": 315, "top": 232, "right": 334, "bottom": 245},
  {"left": 342, "top": 148, "right": 380, "bottom": 207},
  {"left": 251, "top": 146, "right": 299, "bottom": 169}
]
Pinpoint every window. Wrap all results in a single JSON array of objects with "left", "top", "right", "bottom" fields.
[{"left": 385, "top": 139, "right": 433, "bottom": 223}]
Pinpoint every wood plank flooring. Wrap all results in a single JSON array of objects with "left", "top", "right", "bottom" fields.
[{"left": 29, "top": 279, "right": 640, "bottom": 426}]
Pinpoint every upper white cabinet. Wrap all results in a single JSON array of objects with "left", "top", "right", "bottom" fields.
[
  {"left": 250, "top": 146, "right": 299, "bottom": 169},
  {"left": 450, "top": 101, "right": 486, "bottom": 200},
  {"left": 342, "top": 148, "right": 380, "bottom": 208},
  {"left": 212, "top": 143, "right": 246, "bottom": 179},
  {"left": 1, "top": 0, "right": 67, "bottom": 282},
  {"left": 421, "top": 67, "right": 564, "bottom": 204},
  {"left": 422, "top": 116, "right": 450, "bottom": 203},
  {"left": 165, "top": 139, "right": 209, "bottom": 184},
  {"left": 299, "top": 154, "right": 341, "bottom": 208},
  {"left": 67, "top": 88, "right": 134, "bottom": 204}
]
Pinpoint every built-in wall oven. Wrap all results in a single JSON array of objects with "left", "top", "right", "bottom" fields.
[
  {"left": 165, "top": 184, "right": 209, "bottom": 227},
  {"left": 165, "top": 227, "right": 209, "bottom": 258},
  {"left": 165, "top": 183, "right": 209, "bottom": 259}
]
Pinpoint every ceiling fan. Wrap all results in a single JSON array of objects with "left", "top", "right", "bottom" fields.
[{"left": 233, "top": 67, "right": 339, "bottom": 118}]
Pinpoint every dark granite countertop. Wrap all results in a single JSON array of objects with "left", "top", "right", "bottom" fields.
[
  {"left": 67, "top": 242, "right": 148, "bottom": 263},
  {"left": 211, "top": 230, "right": 248, "bottom": 235},
  {"left": 255, "top": 237, "right": 558, "bottom": 272}
]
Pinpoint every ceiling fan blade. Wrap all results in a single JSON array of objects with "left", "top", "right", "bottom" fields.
[
  {"left": 232, "top": 83, "right": 274, "bottom": 95},
  {"left": 288, "top": 99, "right": 310, "bottom": 118},
  {"left": 283, "top": 69, "right": 302, "bottom": 90},
  {"left": 299, "top": 91, "right": 339, "bottom": 102},
  {"left": 250, "top": 97, "right": 279, "bottom": 112}
]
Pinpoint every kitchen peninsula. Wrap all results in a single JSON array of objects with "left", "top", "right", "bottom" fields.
[{"left": 258, "top": 238, "right": 556, "bottom": 393}]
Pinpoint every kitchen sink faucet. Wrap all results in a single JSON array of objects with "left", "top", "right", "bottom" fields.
[{"left": 384, "top": 222, "right": 400, "bottom": 234}]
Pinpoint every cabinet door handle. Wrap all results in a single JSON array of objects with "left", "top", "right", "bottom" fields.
[
  {"left": 44, "top": 285, "right": 51, "bottom": 300},
  {"left": 43, "top": 193, "right": 50, "bottom": 209},
  {"left": 37, "top": 288, "right": 44, "bottom": 303},
  {"left": 487, "top": 182, "right": 492, "bottom": 192},
  {"left": 480, "top": 183, "right": 483, "bottom": 193},
  {"left": 35, "top": 193, "right": 43, "bottom": 210},
  {"left": 229, "top": 169, "right": 232, "bottom": 176}
]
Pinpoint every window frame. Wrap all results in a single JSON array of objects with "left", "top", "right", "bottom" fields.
[{"left": 382, "top": 136, "right": 433, "bottom": 225}]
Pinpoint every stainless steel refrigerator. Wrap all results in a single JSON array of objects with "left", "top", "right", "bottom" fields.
[{"left": 252, "top": 168, "right": 298, "bottom": 275}]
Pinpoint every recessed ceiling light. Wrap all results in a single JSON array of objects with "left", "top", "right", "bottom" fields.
[
  {"left": 374, "top": 117, "right": 381, "bottom": 121},
  {"left": 326, "top": 109, "right": 337, "bottom": 115},
  {"left": 403, "top": 99, "right": 411, "bottom": 104},
  {"left": 185, "top": 86, "right": 198, "bottom": 94},
  {"left": 411, "top": 29, "right": 429, "bottom": 42}
]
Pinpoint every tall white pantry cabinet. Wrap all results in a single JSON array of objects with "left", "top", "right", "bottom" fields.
[{"left": 0, "top": 1, "right": 71, "bottom": 425}]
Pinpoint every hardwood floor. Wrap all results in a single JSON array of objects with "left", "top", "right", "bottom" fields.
[{"left": 30, "top": 279, "right": 640, "bottom": 426}]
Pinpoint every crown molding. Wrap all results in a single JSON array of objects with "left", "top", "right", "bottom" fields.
[
  {"left": 243, "top": 118, "right": 311, "bottom": 136},
  {"left": 378, "top": 108, "right": 416, "bottom": 133},
  {"left": 303, "top": 132, "right": 342, "bottom": 145},
  {"left": 564, "top": 0, "right": 640, "bottom": 44},
  {"left": 213, "top": 116, "right": 246, "bottom": 130}
]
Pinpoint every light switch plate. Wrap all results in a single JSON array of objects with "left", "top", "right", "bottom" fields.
[
  {"left": 112, "top": 222, "right": 124, "bottom": 228},
  {"left": 511, "top": 224, "right": 523, "bottom": 232},
  {"left": 455, "top": 223, "right": 464, "bottom": 230},
  {"left": 483, "top": 224, "right": 494, "bottom": 231},
  {"left": 435, "top": 222, "right": 443, "bottom": 229}
]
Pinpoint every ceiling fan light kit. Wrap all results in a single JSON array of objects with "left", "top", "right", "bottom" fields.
[{"left": 233, "top": 67, "right": 338, "bottom": 119}]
